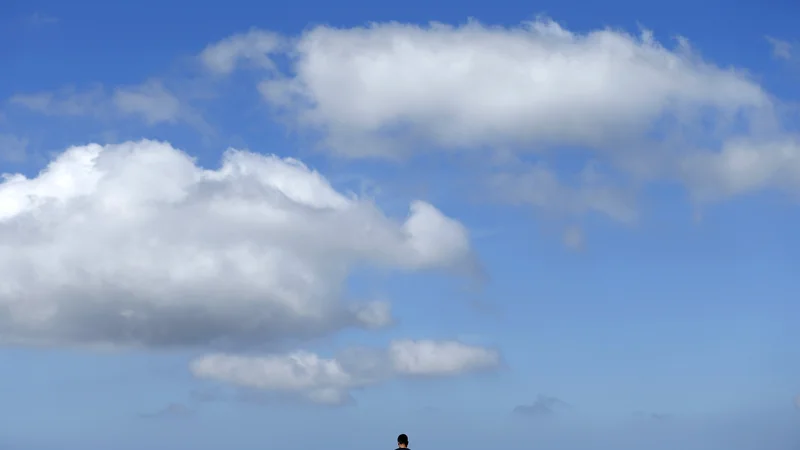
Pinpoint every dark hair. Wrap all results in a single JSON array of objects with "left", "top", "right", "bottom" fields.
[{"left": 397, "top": 434, "right": 408, "bottom": 446}]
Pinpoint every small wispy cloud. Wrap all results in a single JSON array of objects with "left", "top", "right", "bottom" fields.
[
  {"left": 9, "top": 85, "right": 105, "bottom": 117},
  {"left": 29, "top": 12, "right": 59, "bottom": 26},
  {"left": 7, "top": 80, "right": 212, "bottom": 133},
  {"left": 562, "top": 225, "right": 585, "bottom": 251},
  {"left": 632, "top": 410, "right": 672, "bottom": 421},
  {"left": 138, "top": 403, "right": 193, "bottom": 419},
  {"left": 189, "top": 388, "right": 227, "bottom": 403},
  {"left": 513, "top": 395, "right": 570, "bottom": 417},
  {"left": 766, "top": 36, "right": 793, "bottom": 61}
]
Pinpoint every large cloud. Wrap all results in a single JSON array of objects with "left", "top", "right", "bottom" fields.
[
  {"left": 0, "top": 140, "right": 473, "bottom": 348},
  {"left": 200, "top": 19, "right": 800, "bottom": 219},
  {"left": 252, "top": 19, "right": 770, "bottom": 159},
  {"left": 190, "top": 339, "right": 501, "bottom": 405}
]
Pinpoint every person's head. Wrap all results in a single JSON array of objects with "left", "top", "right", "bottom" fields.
[{"left": 397, "top": 434, "right": 409, "bottom": 448}]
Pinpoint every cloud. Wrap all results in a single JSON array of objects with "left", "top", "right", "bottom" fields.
[
  {"left": 8, "top": 81, "right": 196, "bottom": 127},
  {"left": 139, "top": 403, "right": 193, "bottom": 419},
  {"left": 387, "top": 339, "right": 502, "bottom": 375},
  {"left": 513, "top": 395, "right": 569, "bottom": 416},
  {"left": 0, "top": 140, "right": 474, "bottom": 348},
  {"left": 9, "top": 86, "right": 106, "bottom": 117},
  {"left": 562, "top": 225, "right": 584, "bottom": 250},
  {"left": 190, "top": 339, "right": 501, "bottom": 405},
  {"left": 0, "top": 134, "right": 28, "bottom": 162},
  {"left": 794, "top": 394, "right": 800, "bottom": 409},
  {"left": 679, "top": 136, "right": 800, "bottom": 202},
  {"left": 487, "top": 162, "right": 637, "bottom": 223},
  {"left": 112, "top": 81, "right": 182, "bottom": 125},
  {"left": 28, "top": 12, "right": 59, "bottom": 26},
  {"left": 632, "top": 410, "right": 672, "bottom": 420},
  {"left": 249, "top": 19, "right": 769, "bottom": 159},
  {"left": 766, "top": 36, "right": 793, "bottom": 61},
  {"left": 202, "top": 18, "right": 800, "bottom": 223},
  {"left": 200, "top": 29, "right": 284, "bottom": 75}
]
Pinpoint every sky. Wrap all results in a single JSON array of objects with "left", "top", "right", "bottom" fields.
[{"left": 1, "top": 0, "right": 800, "bottom": 449}]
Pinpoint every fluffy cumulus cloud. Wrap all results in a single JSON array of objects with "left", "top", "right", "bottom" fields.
[
  {"left": 0, "top": 140, "right": 474, "bottom": 347},
  {"left": 200, "top": 18, "right": 800, "bottom": 223},
  {"left": 256, "top": 20, "right": 770, "bottom": 158},
  {"left": 191, "top": 339, "right": 501, "bottom": 404}
]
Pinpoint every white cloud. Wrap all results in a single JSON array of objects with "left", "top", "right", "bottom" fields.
[
  {"left": 487, "top": 163, "right": 637, "bottom": 223},
  {"left": 200, "top": 18, "right": 800, "bottom": 224},
  {"left": 766, "top": 36, "right": 793, "bottom": 61},
  {"left": 0, "top": 140, "right": 474, "bottom": 347},
  {"left": 9, "top": 81, "right": 190, "bottom": 126},
  {"left": 252, "top": 19, "right": 769, "bottom": 159},
  {"left": 28, "top": 12, "right": 59, "bottom": 26},
  {"left": 200, "top": 29, "right": 284, "bottom": 75},
  {"left": 9, "top": 86, "right": 106, "bottom": 117},
  {"left": 562, "top": 226, "right": 584, "bottom": 250},
  {"left": 680, "top": 136, "right": 800, "bottom": 202},
  {"left": 387, "top": 339, "right": 501, "bottom": 375},
  {"left": 190, "top": 339, "right": 501, "bottom": 405},
  {"left": 112, "top": 80, "right": 182, "bottom": 125}
]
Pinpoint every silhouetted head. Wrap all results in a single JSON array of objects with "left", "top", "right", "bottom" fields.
[{"left": 397, "top": 434, "right": 409, "bottom": 448}]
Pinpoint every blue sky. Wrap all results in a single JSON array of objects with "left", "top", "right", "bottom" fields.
[{"left": 1, "top": 0, "right": 799, "bottom": 449}]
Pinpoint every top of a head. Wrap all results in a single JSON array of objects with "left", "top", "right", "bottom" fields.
[{"left": 397, "top": 434, "right": 409, "bottom": 446}]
